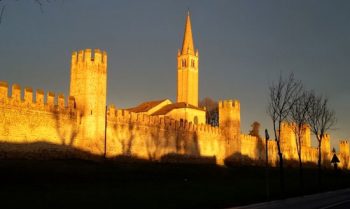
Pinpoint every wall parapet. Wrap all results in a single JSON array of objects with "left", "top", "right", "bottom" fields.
[
  {"left": 218, "top": 99, "right": 240, "bottom": 110},
  {"left": 107, "top": 106, "right": 222, "bottom": 135},
  {"left": 71, "top": 49, "right": 107, "bottom": 66},
  {"left": 0, "top": 81, "right": 77, "bottom": 113},
  {"left": 340, "top": 140, "right": 349, "bottom": 156}
]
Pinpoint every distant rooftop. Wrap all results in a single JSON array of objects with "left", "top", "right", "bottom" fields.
[
  {"left": 127, "top": 99, "right": 168, "bottom": 113},
  {"left": 152, "top": 102, "right": 204, "bottom": 116}
]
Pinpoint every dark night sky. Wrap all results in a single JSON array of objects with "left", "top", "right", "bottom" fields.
[{"left": 1, "top": 0, "right": 349, "bottom": 149}]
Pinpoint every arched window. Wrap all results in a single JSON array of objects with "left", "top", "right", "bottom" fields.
[
  {"left": 182, "top": 59, "right": 187, "bottom": 67},
  {"left": 191, "top": 60, "right": 195, "bottom": 68}
]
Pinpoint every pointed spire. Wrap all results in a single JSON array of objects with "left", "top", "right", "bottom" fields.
[{"left": 181, "top": 11, "right": 195, "bottom": 55}]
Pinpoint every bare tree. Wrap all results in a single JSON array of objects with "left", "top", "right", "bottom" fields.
[
  {"left": 267, "top": 73, "right": 302, "bottom": 195},
  {"left": 0, "top": 0, "right": 55, "bottom": 24},
  {"left": 288, "top": 90, "right": 313, "bottom": 194},
  {"left": 199, "top": 97, "right": 218, "bottom": 126},
  {"left": 307, "top": 93, "right": 336, "bottom": 185},
  {"left": 0, "top": 2, "right": 6, "bottom": 24}
]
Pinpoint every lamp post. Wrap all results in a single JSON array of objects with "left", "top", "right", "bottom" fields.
[{"left": 265, "top": 129, "right": 270, "bottom": 200}]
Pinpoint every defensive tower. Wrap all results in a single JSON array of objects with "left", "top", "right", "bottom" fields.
[
  {"left": 177, "top": 11, "right": 199, "bottom": 107},
  {"left": 340, "top": 140, "right": 349, "bottom": 156},
  {"left": 69, "top": 49, "right": 107, "bottom": 153},
  {"left": 218, "top": 100, "right": 241, "bottom": 156}
]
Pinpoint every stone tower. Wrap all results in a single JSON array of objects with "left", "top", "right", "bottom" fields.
[
  {"left": 69, "top": 49, "right": 107, "bottom": 154},
  {"left": 301, "top": 124, "right": 311, "bottom": 147},
  {"left": 177, "top": 11, "right": 199, "bottom": 107},
  {"left": 321, "top": 134, "right": 331, "bottom": 163},
  {"left": 339, "top": 140, "right": 349, "bottom": 156},
  {"left": 219, "top": 100, "right": 241, "bottom": 156}
]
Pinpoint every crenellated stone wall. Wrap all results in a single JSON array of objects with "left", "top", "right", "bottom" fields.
[
  {"left": 0, "top": 82, "right": 80, "bottom": 148},
  {"left": 105, "top": 106, "right": 225, "bottom": 163},
  {"left": 0, "top": 48, "right": 348, "bottom": 169},
  {"left": 0, "top": 80, "right": 345, "bottom": 167}
]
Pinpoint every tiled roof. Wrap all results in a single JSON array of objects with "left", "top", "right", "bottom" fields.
[
  {"left": 152, "top": 102, "right": 204, "bottom": 116},
  {"left": 127, "top": 99, "right": 168, "bottom": 113}
]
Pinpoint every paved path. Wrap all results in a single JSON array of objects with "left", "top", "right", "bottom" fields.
[{"left": 229, "top": 188, "right": 350, "bottom": 209}]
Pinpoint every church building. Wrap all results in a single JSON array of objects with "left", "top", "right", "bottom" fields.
[{"left": 127, "top": 12, "right": 206, "bottom": 125}]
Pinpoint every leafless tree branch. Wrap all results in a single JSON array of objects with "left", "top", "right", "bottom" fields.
[
  {"left": 307, "top": 92, "right": 336, "bottom": 185},
  {"left": 0, "top": 4, "right": 6, "bottom": 24},
  {"left": 288, "top": 89, "right": 313, "bottom": 193},
  {"left": 267, "top": 72, "right": 302, "bottom": 194},
  {"left": 199, "top": 97, "right": 218, "bottom": 126},
  {"left": 0, "top": 0, "right": 57, "bottom": 24}
]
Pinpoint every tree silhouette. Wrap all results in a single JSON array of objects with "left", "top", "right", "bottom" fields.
[
  {"left": 0, "top": 0, "right": 56, "bottom": 24},
  {"left": 199, "top": 97, "right": 218, "bottom": 126},
  {"left": 249, "top": 121, "right": 262, "bottom": 140},
  {"left": 267, "top": 73, "right": 302, "bottom": 195},
  {"left": 288, "top": 90, "right": 313, "bottom": 194},
  {"left": 307, "top": 93, "right": 336, "bottom": 185}
]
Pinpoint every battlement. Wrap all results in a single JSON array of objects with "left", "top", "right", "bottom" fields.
[
  {"left": 218, "top": 99, "right": 240, "bottom": 110},
  {"left": 106, "top": 105, "right": 221, "bottom": 135},
  {"left": 218, "top": 99, "right": 241, "bottom": 132},
  {"left": 339, "top": 140, "right": 349, "bottom": 156},
  {"left": 0, "top": 81, "right": 8, "bottom": 102},
  {"left": 321, "top": 133, "right": 330, "bottom": 140},
  {"left": 71, "top": 48, "right": 107, "bottom": 65},
  {"left": 240, "top": 134, "right": 259, "bottom": 142},
  {"left": 280, "top": 121, "right": 293, "bottom": 130},
  {"left": 0, "top": 81, "right": 76, "bottom": 112},
  {"left": 340, "top": 140, "right": 349, "bottom": 145}
]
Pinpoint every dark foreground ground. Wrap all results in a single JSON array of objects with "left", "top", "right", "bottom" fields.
[
  {"left": 230, "top": 188, "right": 350, "bottom": 209},
  {"left": 0, "top": 159, "right": 349, "bottom": 209}
]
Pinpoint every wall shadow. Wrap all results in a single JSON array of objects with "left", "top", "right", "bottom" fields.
[
  {"left": 160, "top": 153, "right": 216, "bottom": 164},
  {"left": 0, "top": 141, "right": 215, "bottom": 165},
  {"left": 224, "top": 151, "right": 322, "bottom": 169},
  {"left": 0, "top": 141, "right": 102, "bottom": 161},
  {"left": 109, "top": 118, "right": 202, "bottom": 161},
  {"left": 224, "top": 152, "right": 265, "bottom": 167}
]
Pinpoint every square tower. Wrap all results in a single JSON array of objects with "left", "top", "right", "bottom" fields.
[
  {"left": 219, "top": 100, "right": 241, "bottom": 157},
  {"left": 70, "top": 49, "right": 107, "bottom": 154}
]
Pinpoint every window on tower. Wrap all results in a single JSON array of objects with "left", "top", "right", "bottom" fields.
[{"left": 182, "top": 59, "right": 187, "bottom": 67}]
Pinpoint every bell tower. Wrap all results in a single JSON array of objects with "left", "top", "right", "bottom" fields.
[{"left": 177, "top": 11, "right": 199, "bottom": 107}]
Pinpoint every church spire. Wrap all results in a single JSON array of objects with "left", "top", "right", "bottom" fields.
[
  {"left": 177, "top": 11, "right": 199, "bottom": 107},
  {"left": 181, "top": 11, "right": 195, "bottom": 55}
]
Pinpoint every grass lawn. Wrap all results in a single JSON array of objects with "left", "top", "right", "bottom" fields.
[{"left": 0, "top": 159, "right": 349, "bottom": 209}]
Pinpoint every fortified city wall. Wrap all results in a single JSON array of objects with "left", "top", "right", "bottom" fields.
[
  {"left": 0, "top": 82, "right": 80, "bottom": 150},
  {"left": 0, "top": 49, "right": 349, "bottom": 168},
  {"left": 105, "top": 106, "right": 226, "bottom": 163}
]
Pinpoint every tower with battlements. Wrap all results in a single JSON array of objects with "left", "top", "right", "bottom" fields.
[
  {"left": 70, "top": 49, "right": 107, "bottom": 153},
  {"left": 177, "top": 12, "right": 199, "bottom": 107},
  {"left": 340, "top": 140, "right": 349, "bottom": 156},
  {"left": 218, "top": 100, "right": 241, "bottom": 156}
]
